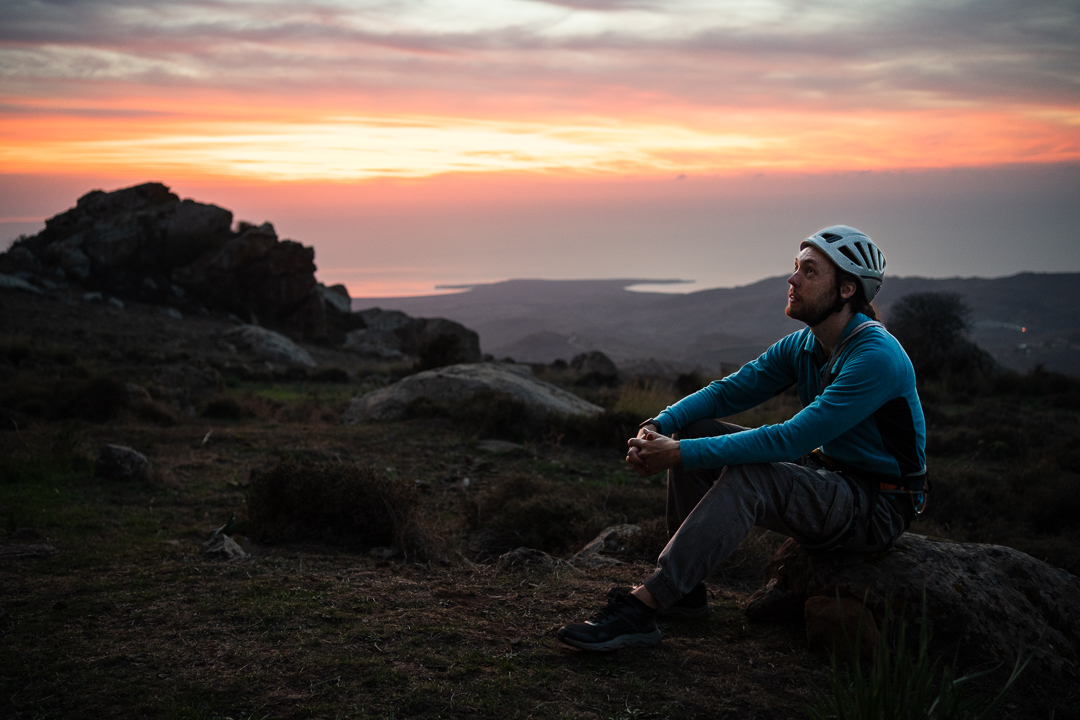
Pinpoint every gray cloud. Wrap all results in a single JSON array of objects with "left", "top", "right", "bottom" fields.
[{"left": 0, "top": 0, "right": 1077, "bottom": 114}]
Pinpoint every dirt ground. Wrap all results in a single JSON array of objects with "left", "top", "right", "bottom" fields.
[{"left": 2, "top": 288, "right": 1076, "bottom": 719}]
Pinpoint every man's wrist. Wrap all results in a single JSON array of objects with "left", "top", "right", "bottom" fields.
[{"left": 638, "top": 418, "right": 661, "bottom": 433}]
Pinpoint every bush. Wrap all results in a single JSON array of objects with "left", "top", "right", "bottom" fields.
[
  {"left": 467, "top": 472, "right": 667, "bottom": 559},
  {"left": 247, "top": 458, "right": 428, "bottom": 558},
  {"left": 201, "top": 395, "right": 254, "bottom": 420},
  {"left": 889, "top": 292, "right": 994, "bottom": 380},
  {"left": 468, "top": 474, "right": 599, "bottom": 557},
  {"left": 63, "top": 376, "right": 128, "bottom": 422},
  {"left": 675, "top": 371, "right": 707, "bottom": 396}
]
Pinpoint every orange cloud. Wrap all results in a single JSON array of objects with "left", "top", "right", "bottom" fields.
[{"left": 2, "top": 97, "right": 1076, "bottom": 182}]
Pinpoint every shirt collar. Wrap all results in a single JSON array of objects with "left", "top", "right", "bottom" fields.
[{"left": 798, "top": 313, "right": 872, "bottom": 355}]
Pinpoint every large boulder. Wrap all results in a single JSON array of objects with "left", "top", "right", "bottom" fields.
[
  {"left": 0, "top": 183, "right": 330, "bottom": 340},
  {"left": 221, "top": 325, "right": 317, "bottom": 368},
  {"left": 339, "top": 362, "right": 603, "bottom": 423},
  {"left": 344, "top": 308, "right": 482, "bottom": 368},
  {"left": 745, "top": 534, "right": 1080, "bottom": 677}
]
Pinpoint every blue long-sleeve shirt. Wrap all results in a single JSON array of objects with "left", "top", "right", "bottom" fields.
[{"left": 653, "top": 314, "right": 926, "bottom": 479}]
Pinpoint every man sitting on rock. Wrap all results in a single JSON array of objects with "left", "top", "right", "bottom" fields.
[{"left": 558, "top": 225, "right": 927, "bottom": 652}]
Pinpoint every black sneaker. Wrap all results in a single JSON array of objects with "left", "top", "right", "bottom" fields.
[
  {"left": 557, "top": 592, "right": 661, "bottom": 651},
  {"left": 608, "top": 583, "right": 710, "bottom": 620}
]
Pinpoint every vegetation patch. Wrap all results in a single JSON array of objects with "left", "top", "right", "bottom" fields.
[{"left": 247, "top": 457, "right": 429, "bottom": 558}]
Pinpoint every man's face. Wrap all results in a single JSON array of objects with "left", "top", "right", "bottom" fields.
[{"left": 786, "top": 245, "right": 839, "bottom": 325}]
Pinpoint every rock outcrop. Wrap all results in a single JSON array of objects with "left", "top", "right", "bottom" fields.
[
  {"left": 570, "top": 351, "right": 618, "bottom": 386},
  {"left": 339, "top": 362, "right": 604, "bottom": 424},
  {"left": 745, "top": 534, "right": 1080, "bottom": 677},
  {"left": 0, "top": 182, "right": 360, "bottom": 341},
  {"left": 344, "top": 308, "right": 482, "bottom": 368}
]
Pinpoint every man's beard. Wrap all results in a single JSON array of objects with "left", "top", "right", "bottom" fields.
[{"left": 786, "top": 285, "right": 841, "bottom": 327}]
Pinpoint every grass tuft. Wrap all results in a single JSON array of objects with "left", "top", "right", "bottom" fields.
[{"left": 806, "top": 594, "right": 1035, "bottom": 720}]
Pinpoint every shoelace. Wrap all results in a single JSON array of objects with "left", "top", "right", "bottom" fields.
[{"left": 587, "top": 593, "right": 633, "bottom": 624}]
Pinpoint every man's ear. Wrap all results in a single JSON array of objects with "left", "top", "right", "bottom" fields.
[{"left": 840, "top": 278, "right": 858, "bottom": 300}]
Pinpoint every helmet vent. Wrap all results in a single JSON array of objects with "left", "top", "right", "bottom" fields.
[
  {"left": 838, "top": 245, "right": 862, "bottom": 267},
  {"left": 821, "top": 232, "right": 843, "bottom": 243},
  {"left": 854, "top": 242, "right": 873, "bottom": 268}
]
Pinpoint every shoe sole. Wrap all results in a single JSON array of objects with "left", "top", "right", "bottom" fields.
[{"left": 557, "top": 628, "right": 662, "bottom": 652}]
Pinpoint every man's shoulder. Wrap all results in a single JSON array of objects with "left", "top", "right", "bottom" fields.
[{"left": 847, "top": 324, "right": 915, "bottom": 375}]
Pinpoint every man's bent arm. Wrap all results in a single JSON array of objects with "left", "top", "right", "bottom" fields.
[
  {"left": 652, "top": 333, "right": 801, "bottom": 435},
  {"left": 678, "top": 342, "right": 904, "bottom": 471}
]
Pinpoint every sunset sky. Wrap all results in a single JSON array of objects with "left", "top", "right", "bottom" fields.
[{"left": 2, "top": 0, "right": 1078, "bottom": 296}]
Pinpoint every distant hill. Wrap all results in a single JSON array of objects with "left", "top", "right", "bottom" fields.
[{"left": 353, "top": 273, "right": 1080, "bottom": 377}]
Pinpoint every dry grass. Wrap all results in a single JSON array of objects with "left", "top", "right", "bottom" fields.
[
  {"left": 2, "top": 290, "right": 1078, "bottom": 719},
  {"left": 611, "top": 377, "right": 682, "bottom": 418}
]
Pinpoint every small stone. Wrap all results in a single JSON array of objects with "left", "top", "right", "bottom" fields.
[
  {"left": 124, "top": 383, "right": 152, "bottom": 404},
  {"left": 0, "top": 273, "right": 43, "bottom": 294},
  {"left": 495, "top": 547, "right": 559, "bottom": 571},
  {"left": 476, "top": 439, "right": 525, "bottom": 455},
  {"left": 569, "top": 524, "right": 641, "bottom": 567},
  {"left": 369, "top": 546, "right": 397, "bottom": 562},
  {"left": 95, "top": 444, "right": 151, "bottom": 482},
  {"left": 201, "top": 534, "right": 246, "bottom": 561}
]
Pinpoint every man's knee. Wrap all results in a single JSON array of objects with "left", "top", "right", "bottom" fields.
[{"left": 715, "top": 463, "right": 764, "bottom": 493}]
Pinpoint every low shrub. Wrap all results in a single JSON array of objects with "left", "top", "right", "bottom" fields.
[
  {"left": 62, "top": 376, "right": 128, "bottom": 422},
  {"left": 550, "top": 409, "right": 641, "bottom": 449},
  {"left": 0, "top": 372, "right": 128, "bottom": 423},
  {"left": 310, "top": 367, "right": 350, "bottom": 383},
  {"left": 467, "top": 473, "right": 666, "bottom": 558},
  {"left": 247, "top": 458, "right": 428, "bottom": 558},
  {"left": 201, "top": 395, "right": 255, "bottom": 420},
  {"left": 467, "top": 475, "right": 598, "bottom": 556}
]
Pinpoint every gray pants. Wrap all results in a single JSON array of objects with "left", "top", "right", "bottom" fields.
[{"left": 642, "top": 419, "right": 910, "bottom": 610}]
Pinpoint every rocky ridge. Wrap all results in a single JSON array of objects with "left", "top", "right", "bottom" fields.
[{"left": 0, "top": 183, "right": 481, "bottom": 368}]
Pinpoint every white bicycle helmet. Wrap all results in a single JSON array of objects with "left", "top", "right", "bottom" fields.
[{"left": 801, "top": 225, "right": 886, "bottom": 302}]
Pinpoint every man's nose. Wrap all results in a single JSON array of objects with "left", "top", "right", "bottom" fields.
[{"left": 787, "top": 273, "right": 798, "bottom": 287}]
